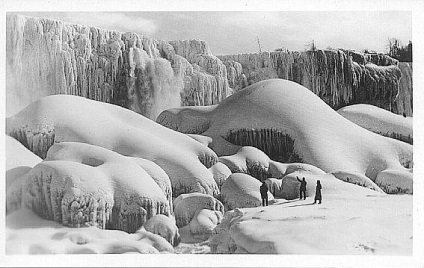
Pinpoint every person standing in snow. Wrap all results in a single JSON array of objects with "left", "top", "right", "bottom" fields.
[
  {"left": 296, "top": 176, "right": 307, "bottom": 200},
  {"left": 260, "top": 181, "right": 269, "bottom": 206},
  {"left": 314, "top": 180, "right": 322, "bottom": 204}
]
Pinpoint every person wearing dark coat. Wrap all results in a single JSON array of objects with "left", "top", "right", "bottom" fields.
[
  {"left": 260, "top": 181, "right": 269, "bottom": 206},
  {"left": 296, "top": 176, "right": 307, "bottom": 200},
  {"left": 314, "top": 180, "right": 322, "bottom": 204}
]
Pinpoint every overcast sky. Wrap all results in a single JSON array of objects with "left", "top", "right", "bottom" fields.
[{"left": 19, "top": 11, "right": 411, "bottom": 55}]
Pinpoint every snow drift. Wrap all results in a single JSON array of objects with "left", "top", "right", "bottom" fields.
[
  {"left": 157, "top": 79, "right": 412, "bottom": 194},
  {"left": 6, "top": 94, "right": 220, "bottom": 197},
  {"left": 338, "top": 104, "right": 413, "bottom": 144},
  {"left": 7, "top": 209, "right": 174, "bottom": 254}
]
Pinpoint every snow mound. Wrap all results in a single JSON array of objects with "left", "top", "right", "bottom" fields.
[
  {"left": 129, "top": 157, "right": 173, "bottom": 208},
  {"left": 187, "top": 209, "right": 223, "bottom": 239},
  {"left": 6, "top": 94, "right": 220, "bottom": 197},
  {"left": 158, "top": 79, "right": 412, "bottom": 194},
  {"left": 210, "top": 174, "right": 410, "bottom": 254},
  {"left": 221, "top": 173, "right": 275, "bottom": 210},
  {"left": 219, "top": 146, "right": 326, "bottom": 182},
  {"left": 7, "top": 142, "right": 171, "bottom": 233},
  {"left": 6, "top": 135, "right": 43, "bottom": 194},
  {"left": 375, "top": 169, "right": 413, "bottom": 194},
  {"left": 208, "top": 162, "right": 232, "bottom": 189},
  {"left": 332, "top": 171, "right": 384, "bottom": 193},
  {"left": 143, "top": 214, "right": 181, "bottom": 247},
  {"left": 6, "top": 135, "right": 42, "bottom": 170},
  {"left": 338, "top": 104, "right": 413, "bottom": 144},
  {"left": 173, "top": 193, "right": 224, "bottom": 228},
  {"left": 7, "top": 209, "right": 174, "bottom": 254}
]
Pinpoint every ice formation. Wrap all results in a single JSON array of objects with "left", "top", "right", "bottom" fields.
[
  {"left": 173, "top": 193, "right": 224, "bottom": 228},
  {"left": 6, "top": 14, "right": 231, "bottom": 117},
  {"left": 219, "top": 50, "right": 412, "bottom": 116},
  {"left": 221, "top": 173, "right": 275, "bottom": 210},
  {"left": 142, "top": 214, "right": 181, "bottom": 247},
  {"left": 264, "top": 178, "right": 283, "bottom": 198},
  {"left": 6, "top": 209, "right": 174, "bottom": 254},
  {"left": 7, "top": 142, "right": 171, "bottom": 233},
  {"left": 338, "top": 104, "right": 413, "bottom": 144},
  {"left": 158, "top": 79, "right": 412, "bottom": 194},
  {"left": 6, "top": 94, "right": 219, "bottom": 197}
]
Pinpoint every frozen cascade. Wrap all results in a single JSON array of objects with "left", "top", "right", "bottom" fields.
[
  {"left": 6, "top": 14, "right": 231, "bottom": 118},
  {"left": 219, "top": 50, "right": 412, "bottom": 116},
  {"left": 225, "top": 128, "right": 302, "bottom": 163}
]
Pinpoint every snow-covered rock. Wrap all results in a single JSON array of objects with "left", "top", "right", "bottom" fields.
[
  {"left": 7, "top": 142, "right": 170, "bottom": 233},
  {"left": 219, "top": 146, "right": 270, "bottom": 181},
  {"left": 158, "top": 79, "right": 412, "bottom": 194},
  {"left": 338, "top": 104, "right": 413, "bottom": 144},
  {"left": 129, "top": 157, "right": 173, "bottom": 208},
  {"left": 142, "top": 214, "right": 181, "bottom": 247},
  {"left": 182, "top": 209, "right": 223, "bottom": 241},
  {"left": 173, "top": 193, "right": 224, "bottom": 228},
  {"left": 6, "top": 94, "right": 219, "bottom": 197},
  {"left": 221, "top": 173, "right": 275, "bottom": 210},
  {"left": 6, "top": 209, "right": 174, "bottom": 254},
  {"left": 208, "top": 162, "right": 232, "bottom": 189}
]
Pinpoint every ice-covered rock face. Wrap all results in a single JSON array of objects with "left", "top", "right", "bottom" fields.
[
  {"left": 6, "top": 95, "right": 219, "bottom": 197},
  {"left": 338, "top": 104, "right": 413, "bottom": 144},
  {"left": 142, "top": 214, "right": 181, "bottom": 247},
  {"left": 7, "top": 142, "right": 171, "bottom": 233},
  {"left": 218, "top": 50, "right": 412, "bottom": 116},
  {"left": 173, "top": 193, "right": 224, "bottom": 228},
  {"left": 158, "top": 79, "right": 412, "bottom": 194},
  {"left": 6, "top": 15, "right": 231, "bottom": 118},
  {"left": 221, "top": 173, "right": 275, "bottom": 210}
]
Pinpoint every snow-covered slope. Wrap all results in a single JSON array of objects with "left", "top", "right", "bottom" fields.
[
  {"left": 6, "top": 209, "right": 174, "bottom": 254},
  {"left": 158, "top": 79, "right": 412, "bottom": 193},
  {"left": 209, "top": 172, "right": 412, "bottom": 254},
  {"left": 6, "top": 94, "right": 219, "bottom": 197},
  {"left": 338, "top": 104, "right": 413, "bottom": 144}
]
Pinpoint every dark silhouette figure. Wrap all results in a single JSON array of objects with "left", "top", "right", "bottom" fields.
[
  {"left": 260, "top": 181, "right": 269, "bottom": 206},
  {"left": 314, "top": 180, "right": 322, "bottom": 204},
  {"left": 296, "top": 176, "right": 307, "bottom": 200}
]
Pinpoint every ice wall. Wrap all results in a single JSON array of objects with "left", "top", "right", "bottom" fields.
[
  {"left": 6, "top": 14, "right": 231, "bottom": 118},
  {"left": 219, "top": 50, "right": 413, "bottom": 116}
]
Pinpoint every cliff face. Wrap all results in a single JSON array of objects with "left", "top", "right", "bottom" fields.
[
  {"left": 7, "top": 14, "right": 412, "bottom": 118},
  {"left": 6, "top": 14, "right": 231, "bottom": 118},
  {"left": 219, "top": 50, "right": 413, "bottom": 116}
]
